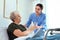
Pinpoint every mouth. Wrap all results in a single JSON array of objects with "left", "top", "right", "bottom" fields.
[{"left": 20, "top": 19, "right": 21, "bottom": 22}]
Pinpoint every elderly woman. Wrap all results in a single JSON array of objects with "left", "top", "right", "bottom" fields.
[{"left": 7, "top": 11, "right": 37, "bottom": 40}]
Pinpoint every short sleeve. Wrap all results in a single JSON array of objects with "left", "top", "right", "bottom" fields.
[{"left": 7, "top": 24, "right": 19, "bottom": 33}]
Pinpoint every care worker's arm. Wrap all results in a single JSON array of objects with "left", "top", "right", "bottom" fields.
[
  {"left": 26, "top": 14, "right": 32, "bottom": 28},
  {"left": 36, "top": 15, "right": 47, "bottom": 30},
  {"left": 37, "top": 19, "right": 46, "bottom": 29},
  {"left": 13, "top": 26, "right": 36, "bottom": 37}
]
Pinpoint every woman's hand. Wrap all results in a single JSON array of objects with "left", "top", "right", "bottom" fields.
[
  {"left": 36, "top": 26, "right": 43, "bottom": 29},
  {"left": 29, "top": 25, "right": 37, "bottom": 31}
]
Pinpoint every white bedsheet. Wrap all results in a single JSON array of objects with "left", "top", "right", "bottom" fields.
[{"left": 14, "top": 31, "right": 34, "bottom": 40}]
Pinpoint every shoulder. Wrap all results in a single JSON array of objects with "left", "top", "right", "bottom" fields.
[
  {"left": 7, "top": 23, "right": 16, "bottom": 29},
  {"left": 30, "top": 13, "right": 35, "bottom": 17},
  {"left": 8, "top": 23, "right": 15, "bottom": 27},
  {"left": 7, "top": 23, "right": 14, "bottom": 31},
  {"left": 19, "top": 24, "right": 24, "bottom": 27},
  {"left": 41, "top": 13, "right": 46, "bottom": 17},
  {"left": 7, "top": 23, "right": 19, "bottom": 32},
  {"left": 42, "top": 13, "right": 46, "bottom": 15}
]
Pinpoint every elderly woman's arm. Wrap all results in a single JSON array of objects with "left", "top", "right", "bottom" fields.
[{"left": 13, "top": 26, "right": 36, "bottom": 37}]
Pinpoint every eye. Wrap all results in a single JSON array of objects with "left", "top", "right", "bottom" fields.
[
  {"left": 18, "top": 15, "right": 20, "bottom": 17},
  {"left": 35, "top": 8, "right": 40, "bottom": 10}
]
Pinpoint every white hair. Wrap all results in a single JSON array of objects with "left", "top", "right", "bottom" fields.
[{"left": 10, "top": 11, "right": 19, "bottom": 22}]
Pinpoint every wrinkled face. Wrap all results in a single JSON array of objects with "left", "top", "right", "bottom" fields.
[
  {"left": 14, "top": 12, "right": 21, "bottom": 23},
  {"left": 35, "top": 6, "right": 42, "bottom": 15}
]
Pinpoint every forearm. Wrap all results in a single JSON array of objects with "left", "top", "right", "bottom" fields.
[
  {"left": 23, "top": 26, "right": 36, "bottom": 36},
  {"left": 36, "top": 26, "right": 43, "bottom": 29},
  {"left": 22, "top": 30, "right": 31, "bottom": 36}
]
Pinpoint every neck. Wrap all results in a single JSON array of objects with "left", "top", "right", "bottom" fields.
[
  {"left": 36, "top": 12, "right": 42, "bottom": 16},
  {"left": 36, "top": 13, "right": 40, "bottom": 16},
  {"left": 14, "top": 21, "right": 19, "bottom": 25}
]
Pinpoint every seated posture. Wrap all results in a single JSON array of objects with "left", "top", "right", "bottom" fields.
[
  {"left": 25, "top": 3, "right": 47, "bottom": 37},
  {"left": 7, "top": 11, "right": 37, "bottom": 40}
]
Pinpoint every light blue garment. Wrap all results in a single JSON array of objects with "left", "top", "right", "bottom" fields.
[
  {"left": 26, "top": 12, "right": 47, "bottom": 31},
  {"left": 26, "top": 29, "right": 45, "bottom": 40}
]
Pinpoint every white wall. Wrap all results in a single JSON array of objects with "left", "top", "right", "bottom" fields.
[
  {"left": 46, "top": 0, "right": 60, "bottom": 29},
  {"left": 0, "top": 0, "right": 11, "bottom": 28},
  {"left": 0, "top": 0, "right": 34, "bottom": 27},
  {"left": 0, "top": 0, "right": 12, "bottom": 40},
  {"left": 18, "top": 0, "right": 33, "bottom": 24}
]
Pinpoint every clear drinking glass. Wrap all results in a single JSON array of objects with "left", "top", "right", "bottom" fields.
[{"left": 33, "top": 22, "right": 38, "bottom": 26}]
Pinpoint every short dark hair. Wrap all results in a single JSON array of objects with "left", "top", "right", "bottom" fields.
[{"left": 36, "top": 3, "right": 43, "bottom": 10}]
